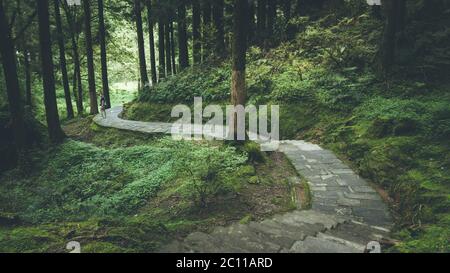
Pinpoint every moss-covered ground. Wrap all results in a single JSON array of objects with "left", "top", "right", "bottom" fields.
[{"left": 0, "top": 118, "right": 298, "bottom": 253}]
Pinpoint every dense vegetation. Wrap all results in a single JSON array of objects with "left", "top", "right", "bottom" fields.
[
  {"left": 1, "top": 0, "right": 449, "bottom": 253},
  {"left": 0, "top": 120, "right": 299, "bottom": 252},
  {"left": 126, "top": 3, "right": 450, "bottom": 252}
]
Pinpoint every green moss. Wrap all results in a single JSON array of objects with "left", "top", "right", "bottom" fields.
[
  {"left": 396, "top": 226, "right": 450, "bottom": 253},
  {"left": 82, "top": 242, "right": 129, "bottom": 253}
]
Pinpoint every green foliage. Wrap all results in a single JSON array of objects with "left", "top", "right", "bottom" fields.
[
  {"left": 0, "top": 138, "right": 246, "bottom": 224},
  {"left": 243, "top": 142, "right": 266, "bottom": 163},
  {"left": 166, "top": 139, "right": 247, "bottom": 207},
  {"left": 359, "top": 97, "right": 450, "bottom": 138},
  {"left": 139, "top": 65, "right": 231, "bottom": 104}
]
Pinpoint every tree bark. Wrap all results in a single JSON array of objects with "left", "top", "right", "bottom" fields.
[
  {"left": 158, "top": 14, "right": 166, "bottom": 80},
  {"left": 54, "top": 0, "right": 74, "bottom": 119},
  {"left": 192, "top": 0, "right": 202, "bottom": 64},
  {"left": 231, "top": 0, "right": 248, "bottom": 129},
  {"left": 146, "top": 0, "right": 157, "bottom": 85},
  {"left": 37, "top": 0, "right": 65, "bottom": 143},
  {"left": 212, "top": 0, "right": 225, "bottom": 57},
  {"left": 98, "top": 0, "right": 111, "bottom": 108},
  {"left": 83, "top": 0, "right": 98, "bottom": 115},
  {"left": 247, "top": 0, "right": 256, "bottom": 44},
  {"left": 165, "top": 19, "right": 172, "bottom": 76},
  {"left": 170, "top": 20, "right": 176, "bottom": 74},
  {"left": 257, "top": 0, "right": 267, "bottom": 40},
  {"left": 0, "top": 0, "right": 27, "bottom": 150},
  {"left": 201, "top": 0, "right": 212, "bottom": 61},
  {"left": 177, "top": 0, "right": 189, "bottom": 69},
  {"left": 381, "top": 0, "right": 399, "bottom": 74},
  {"left": 134, "top": 0, "right": 149, "bottom": 89},
  {"left": 64, "top": 4, "right": 83, "bottom": 115},
  {"left": 24, "top": 49, "right": 32, "bottom": 107},
  {"left": 267, "top": 0, "right": 277, "bottom": 37}
]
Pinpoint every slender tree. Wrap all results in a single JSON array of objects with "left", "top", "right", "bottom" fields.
[
  {"left": 231, "top": 0, "right": 248, "bottom": 133},
  {"left": 24, "top": 49, "right": 32, "bottom": 107},
  {"left": 134, "top": 0, "right": 149, "bottom": 88},
  {"left": 37, "top": 0, "right": 65, "bottom": 143},
  {"left": 169, "top": 20, "right": 176, "bottom": 74},
  {"left": 380, "top": 0, "right": 402, "bottom": 74},
  {"left": 146, "top": 0, "right": 157, "bottom": 85},
  {"left": 212, "top": 0, "right": 225, "bottom": 57},
  {"left": 165, "top": 19, "right": 172, "bottom": 76},
  {"left": 201, "top": 0, "right": 212, "bottom": 61},
  {"left": 15, "top": 1, "right": 33, "bottom": 108},
  {"left": 83, "top": 0, "right": 98, "bottom": 114},
  {"left": 247, "top": 0, "right": 256, "bottom": 43},
  {"left": 158, "top": 11, "right": 166, "bottom": 80},
  {"left": 257, "top": 0, "right": 267, "bottom": 40},
  {"left": 98, "top": 0, "right": 111, "bottom": 108},
  {"left": 0, "top": 0, "right": 27, "bottom": 150},
  {"left": 192, "top": 0, "right": 202, "bottom": 64},
  {"left": 54, "top": 0, "right": 74, "bottom": 119},
  {"left": 177, "top": 0, "right": 189, "bottom": 69},
  {"left": 63, "top": 4, "right": 83, "bottom": 115},
  {"left": 267, "top": 0, "right": 277, "bottom": 37}
]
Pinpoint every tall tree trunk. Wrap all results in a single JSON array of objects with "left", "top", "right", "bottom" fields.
[
  {"left": 381, "top": 0, "right": 399, "bottom": 74},
  {"left": 267, "top": 0, "right": 277, "bottom": 37},
  {"left": 257, "top": 0, "right": 267, "bottom": 40},
  {"left": 283, "top": 0, "right": 291, "bottom": 21},
  {"left": 231, "top": 0, "right": 248, "bottom": 137},
  {"left": 134, "top": 0, "right": 149, "bottom": 89},
  {"left": 83, "top": 0, "right": 98, "bottom": 115},
  {"left": 165, "top": 19, "right": 172, "bottom": 76},
  {"left": 37, "top": 0, "right": 65, "bottom": 143},
  {"left": 212, "top": 0, "right": 225, "bottom": 57},
  {"left": 295, "top": 0, "right": 302, "bottom": 15},
  {"left": 64, "top": 5, "right": 83, "bottom": 115},
  {"left": 247, "top": 0, "right": 256, "bottom": 44},
  {"left": 54, "top": 0, "right": 74, "bottom": 119},
  {"left": 24, "top": 49, "right": 32, "bottom": 107},
  {"left": 201, "top": 0, "right": 212, "bottom": 61},
  {"left": 0, "top": 0, "right": 27, "bottom": 150},
  {"left": 158, "top": 15, "right": 166, "bottom": 80},
  {"left": 146, "top": 0, "right": 157, "bottom": 85},
  {"left": 98, "top": 0, "right": 111, "bottom": 108},
  {"left": 170, "top": 20, "right": 176, "bottom": 74},
  {"left": 192, "top": 0, "right": 201, "bottom": 64},
  {"left": 177, "top": 0, "right": 189, "bottom": 69}
]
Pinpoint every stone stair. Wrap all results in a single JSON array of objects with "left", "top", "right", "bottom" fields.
[
  {"left": 94, "top": 107, "right": 394, "bottom": 253},
  {"left": 160, "top": 210, "right": 391, "bottom": 253}
]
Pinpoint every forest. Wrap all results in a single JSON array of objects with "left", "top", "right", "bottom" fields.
[{"left": 0, "top": 0, "right": 449, "bottom": 253}]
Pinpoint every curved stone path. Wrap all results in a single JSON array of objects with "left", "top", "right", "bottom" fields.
[{"left": 94, "top": 106, "right": 393, "bottom": 253}]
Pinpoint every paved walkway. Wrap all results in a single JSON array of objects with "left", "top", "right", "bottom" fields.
[{"left": 94, "top": 106, "right": 393, "bottom": 253}]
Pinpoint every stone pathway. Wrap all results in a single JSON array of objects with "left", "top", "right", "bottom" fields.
[{"left": 94, "top": 106, "right": 393, "bottom": 253}]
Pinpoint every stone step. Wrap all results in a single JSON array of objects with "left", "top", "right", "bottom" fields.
[
  {"left": 325, "top": 220, "right": 391, "bottom": 245},
  {"left": 247, "top": 220, "right": 319, "bottom": 249},
  {"left": 288, "top": 234, "right": 365, "bottom": 253},
  {"left": 211, "top": 224, "right": 282, "bottom": 253},
  {"left": 275, "top": 210, "right": 349, "bottom": 230}
]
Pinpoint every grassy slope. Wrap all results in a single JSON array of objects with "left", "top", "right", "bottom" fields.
[
  {"left": 0, "top": 118, "right": 298, "bottom": 253},
  {"left": 127, "top": 11, "right": 450, "bottom": 252}
]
